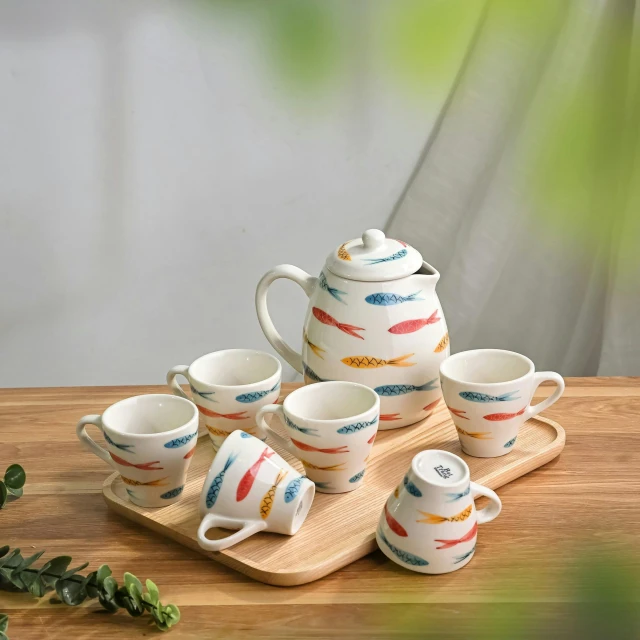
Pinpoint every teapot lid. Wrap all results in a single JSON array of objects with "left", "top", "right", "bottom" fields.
[{"left": 325, "top": 229, "right": 423, "bottom": 281}]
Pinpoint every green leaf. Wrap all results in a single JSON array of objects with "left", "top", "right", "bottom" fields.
[
  {"left": 102, "top": 575, "right": 117, "bottom": 599},
  {"left": 12, "top": 551, "right": 44, "bottom": 575},
  {"left": 152, "top": 603, "right": 181, "bottom": 631},
  {"left": 0, "top": 549, "right": 20, "bottom": 570},
  {"left": 144, "top": 579, "right": 160, "bottom": 606},
  {"left": 22, "top": 570, "right": 47, "bottom": 598},
  {"left": 0, "top": 547, "right": 10, "bottom": 560},
  {"left": 4, "top": 465, "right": 25, "bottom": 491},
  {"left": 5, "top": 486, "right": 22, "bottom": 499},
  {"left": 41, "top": 556, "right": 72, "bottom": 587},
  {"left": 98, "top": 591, "right": 119, "bottom": 613},
  {"left": 115, "top": 587, "right": 143, "bottom": 617},
  {"left": 123, "top": 572, "right": 143, "bottom": 595},
  {"left": 0, "top": 483, "right": 7, "bottom": 509},
  {"left": 55, "top": 574, "right": 91, "bottom": 606},
  {"left": 96, "top": 564, "right": 111, "bottom": 586},
  {"left": 58, "top": 562, "right": 88, "bottom": 583},
  {"left": 0, "top": 613, "right": 7, "bottom": 632},
  {"left": 85, "top": 571, "right": 99, "bottom": 598}
]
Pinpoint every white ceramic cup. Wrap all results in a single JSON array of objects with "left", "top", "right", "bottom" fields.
[
  {"left": 197, "top": 430, "right": 315, "bottom": 551},
  {"left": 76, "top": 394, "right": 199, "bottom": 507},
  {"left": 254, "top": 381, "right": 380, "bottom": 493},
  {"left": 377, "top": 450, "right": 501, "bottom": 574},
  {"left": 167, "top": 349, "right": 282, "bottom": 450},
  {"left": 439, "top": 349, "right": 565, "bottom": 457}
]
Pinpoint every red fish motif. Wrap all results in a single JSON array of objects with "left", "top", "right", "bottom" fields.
[
  {"left": 196, "top": 404, "right": 249, "bottom": 420},
  {"left": 183, "top": 447, "right": 196, "bottom": 460},
  {"left": 367, "top": 433, "right": 377, "bottom": 445},
  {"left": 483, "top": 407, "right": 526, "bottom": 421},
  {"left": 388, "top": 310, "right": 441, "bottom": 335},
  {"left": 380, "top": 413, "right": 401, "bottom": 421},
  {"left": 111, "top": 453, "right": 162, "bottom": 471},
  {"left": 447, "top": 407, "right": 469, "bottom": 420},
  {"left": 290, "top": 438, "right": 349, "bottom": 454},
  {"left": 392, "top": 239, "right": 408, "bottom": 247},
  {"left": 236, "top": 447, "right": 275, "bottom": 502},
  {"left": 423, "top": 399, "right": 440, "bottom": 412},
  {"left": 312, "top": 307, "right": 365, "bottom": 340},
  {"left": 385, "top": 503, "right": 408, "bottom": 537},
  {"left": 434, "top": 522, "right": 478, "bottom": 550}
]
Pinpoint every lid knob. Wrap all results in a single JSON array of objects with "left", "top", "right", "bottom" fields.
[{"left": 362, "top": 229, "right": 385, "bottom": 250}]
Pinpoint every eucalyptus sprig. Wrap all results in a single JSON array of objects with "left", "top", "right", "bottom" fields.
[
  {"left": 0, "top": 465, "right": 25, "bottom": 509},
  {"left": 0, "top": 546, "right": 179, "bottom": 633}
]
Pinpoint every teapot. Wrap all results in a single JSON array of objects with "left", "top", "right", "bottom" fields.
[{"left": 255, "top": 229, "right": 449, "bottom": 429}]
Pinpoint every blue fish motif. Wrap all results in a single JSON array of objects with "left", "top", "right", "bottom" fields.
[
  {"left": 284, "top": 476, "right": 306, "bottom": 503},
  {"left": 284, "top": 414, "right": 320, "bottom": 437},
  {"left": 160, "top": 486, "right": 184, "bottom": 500},
  {"left": 365, "top": 291, "right": 423, "bottom": 306},
  {"left": 453, "top": 545, "right": 476, "bottom": 564},
  {"left": 403, "top": 476, "right": 422, "bottom": 497},
  {"left": 205, "top": 453, "right": 237, "bottom": 508},
  {"left": 375, "top": 379, "right": 438, "bottom": 396},
  {"left": 459, "top": 390, "right": 520, "bottom": 403},
  {"left": 190, "top": 385, "right": 217, "bottom": 403},
  {"left": 319, "top": 271, "right": 347, "bottom": 304},
  {"left": 126, "top": 489, "right": 138, "bottom": 499},
  {"left": 240, "top": 432, "right": 253, "bottom": 439},
  {"left": 104, "top": 432, "right": 135, "bottom": 453},
  {"left": 446, "top": 485, "right": 471, "bottom": 502},
  {"left": 378, "top": 529, "right": 429, "bottom": 567},
  {"left": 337, "top": 416, "right": 378, "bottom": 434},
  {"left": 164, "top": 430, "right": 198, "bottom": 449},
  {"left": 504, "top": 436, "right": 517, "bottom": 448},
  {"left": 314, "top": 481, "right": 334, "bottom": 491},
  {"left": 363, "top": 249, "right": 407, "bottom": 265},
  {"left": 236, "top": 382, "right": 280, "bottom": 404},
  {"left": 349, "top": 469, "right": 366, "bottom": 483},
  {"left": 303, "top": 363, "right": 331, "bottom": 383}
]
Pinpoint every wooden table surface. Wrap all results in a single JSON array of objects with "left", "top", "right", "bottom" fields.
[{"left": 1, "top": 378, "right": 639, "bottom": 639}]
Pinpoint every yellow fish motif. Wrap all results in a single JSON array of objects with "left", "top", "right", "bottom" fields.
[
  {"left": 341, "top": 353, "right": 415, "bottom": 369},
  {"left": 206, "top": 424, "right": 255, "bottom": 437},
  {"left": 434, "top": 332, "right": 449, "bottom": 353},
  {"left": 259, "top": 470, "right": 287, "bottom": 520},
  {"left": 394, "top": 485, "right": 400, "bottom": 498},
  {"left": 338, "top": 242, "right": 352, "bottom": 261},
  {"left": 417, "top": 504, "right": 473, "bottom": 524},
  {"left": 456, "top": 426, "right": 492, "bottom": 440},
  {"left": 301, "top": 460, "right": 346, "bottom": 472},
  {"left": 121, "top": 476, "right": 169, "bottom": 487},
  {"left": 304, "top": 331, "right": 325, "bottom": 360}
]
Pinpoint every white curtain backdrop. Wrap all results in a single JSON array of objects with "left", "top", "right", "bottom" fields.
[{"left": 386, "top": 0, "right": 640, "bottom": 376}]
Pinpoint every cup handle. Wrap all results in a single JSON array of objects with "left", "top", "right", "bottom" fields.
[
  {"left": 254, "top": 404, "right": 299, "bottom": 458},
  {"left": 470, "top": 481, "right": 502, "bottom": 524},
  {"left": 166, "top": 365, "right": 191, "bottom": 400},
  {"left": 197, "top": 513, "right": 267, "bottom": 551},
  {"left": 76, "top": 415, "right": 118, "bottom": 470},
  {"left": 525, "top": 371, "right": 565, "bottom": 420}
]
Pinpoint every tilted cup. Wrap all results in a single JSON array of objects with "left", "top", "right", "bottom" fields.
[
  {"left": 377, "top": 450, "right": 501, "bottom": 574},
  {"left": 167, "top": 349, "right": 281, "bottom": 450},
  {"left": 76, "top": 394, "right": 199, "bottom": 507},
  {"left": 440, "top": 349, "right": 565, "bottom": 457},
  {"left": 197, "top": 430, "right": 315, "bottom": 551},
  {"left": 254, "top": 381, "right": 380, "bottom": 493}
]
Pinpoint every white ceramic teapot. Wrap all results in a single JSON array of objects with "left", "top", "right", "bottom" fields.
[{"left": 255, "top": 230, "right": 450, "bottom": 429}]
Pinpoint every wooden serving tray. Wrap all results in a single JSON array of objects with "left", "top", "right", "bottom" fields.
[{"left": 103, "top": 383, "right": 565, "bottom": 586}]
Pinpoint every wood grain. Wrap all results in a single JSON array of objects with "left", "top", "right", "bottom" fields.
[
  {"left": 103, "top": 385, "right": 564, "bottom": 585},
  {"left": 1, "top": 378, "right": 639, "bottom": 639}
]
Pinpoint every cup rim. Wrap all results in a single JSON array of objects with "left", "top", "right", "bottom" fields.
[
  {"left": 283, "top": 380, "right": 379, "bottom": 424},
  {"left": 411, "top": 449, "right": 470, "bottom": 488},
  {"left": 439, "top": 349, "right": 534, "bottom": 387},
  {"left": 188, "top": 349, "right": 282, "bottom": 390},
  {"left": 102, "top": 393, "right": 198, "bottom": 437}
]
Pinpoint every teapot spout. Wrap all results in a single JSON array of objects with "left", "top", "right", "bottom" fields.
[{"left": 410, "top": 260, "right": 440, "bottom": 288}]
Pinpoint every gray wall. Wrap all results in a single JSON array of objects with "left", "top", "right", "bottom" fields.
[{"left": 0, "top": 0, "right": 470, "bottom": 387}]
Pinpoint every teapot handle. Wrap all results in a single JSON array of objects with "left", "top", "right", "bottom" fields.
[{"left": 255, "top": 265, "right": 317, "bottom": 374}]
